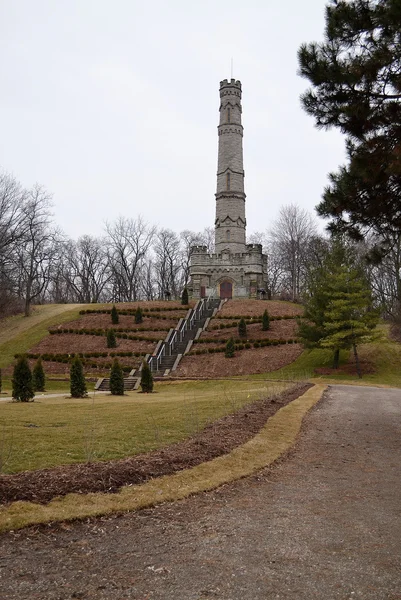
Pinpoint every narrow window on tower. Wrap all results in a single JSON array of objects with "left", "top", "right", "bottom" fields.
[
  {"left": 227, "top": 107, "right": 231, "bottom": 123},
  {"left": 226, "top": 230, "right": 230, "bottom": 241},
  {"left": 226, "top": 172, "right": 230, "bottom": 191}
]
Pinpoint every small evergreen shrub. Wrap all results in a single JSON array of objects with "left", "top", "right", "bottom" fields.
[
  {"left": 32, "top": 357, "right": 45, "bottom": 392},
  {"left": 110, "top": 358, "right": 124, "bottom": 395},
  {"left": 238, "top": 318, "right": 247, "bottom": 337},
  {"left": 70, "top": 355, "right": 87, "bottom": 398},
  {"left": 140, "top": 360, "right": 154, "bottom": 393},
  {"left": 135, "top": 306, "right": 143, "bottom": 324},
  {"left": 12, "top": 355, "right": 34, "bottom": 402},
  {"left": 225, "top": 337, "right": 235, "bottom": 358},
  {"left": 111, "top": 304, "right": 119, "bottom": 324},
  {"left": 106, "top": 329, "right": 117, "bottom": 348},
  {"left": 262, "top": 309, "right": 270, "bottom": 331},
  {"left": 181, "top": 287, "right": 189, "bottom": 305}
]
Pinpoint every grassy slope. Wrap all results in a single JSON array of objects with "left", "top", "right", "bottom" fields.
[
  {"left": 0, "top": 379, "right": 289, "bottom": 474},
  {"left": 0, "top": 304, "right": 85, "bottom": 369}
]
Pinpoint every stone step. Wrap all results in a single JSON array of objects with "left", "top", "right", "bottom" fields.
[{"left": 96, "top": 377, "right": 138, "bottom": 391}]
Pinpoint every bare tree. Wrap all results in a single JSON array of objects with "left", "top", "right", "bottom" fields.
[
  {"left": 153, "top": 229, "right": 182, "bottom": 299},
  {"left": 105, "top": 216, "right": 156, "bottom": 302},
  {"left": 268, "top": 205, "right": 317, "bottom": 301},
  {"left": 60, "top": 235, "right": 111, "bottom": 303},
  {"left": 12, "top": 184, "right": 62, "bottom": 316}
]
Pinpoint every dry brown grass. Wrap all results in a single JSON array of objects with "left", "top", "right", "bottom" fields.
[{"left": 0, "top": 384, "right": 326, "bottom": 532}]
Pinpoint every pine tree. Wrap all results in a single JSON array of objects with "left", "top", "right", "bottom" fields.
[
  {"left": 32, "top": 357, "right": 45, "bottom": 392},
  {"left": 106, "top": 328, "right": 117, "bottom": 348},
  {"left": 298, "top": 242, "right": 379, "bottom": 374},
  {"left": 321, "top": 268, "right": 379, "bottom": 378},
  {"left": 111, "top": 305, "right": 119, "bottom": 324},
  {"left": 135, "top": 306, "right": 143, "bottom": 324},
  {"left": 110, "top": 358, "right": 124, "bottom": 395},
  {"left": 70, "top": 355, "right": 87, "bottom": 398},
  {"left": 298, "top": 0, "right": 401, "bottom": 243},
  {"left": 12, "top": 356, "right": 34, "bottom": 402},
  {"left": 140, "top": 360, "right": 153, "bottom": 393},
  {"left": 225, "top": 337, "right": 235, "bottom": 358},
  {"left": 262, "top": 310, "right": 270, "bottom": 331},
  {"left": 181, "top": 287, "right": 189, "bottom": 305},
  {"left": 238, "top": 318, "right": 247, "bottom": 338}
]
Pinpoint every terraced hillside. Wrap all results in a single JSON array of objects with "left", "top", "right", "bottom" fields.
[
  {"left": 176, "top": 299, "right": 304, "bottom": 377},
  {"left": 8, "top": 301, "right": 193, "bottom": 378}
]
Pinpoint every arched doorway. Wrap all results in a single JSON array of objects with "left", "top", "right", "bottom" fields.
[{"left": 220, "top": 280, "right": 233, "bottom": 299}]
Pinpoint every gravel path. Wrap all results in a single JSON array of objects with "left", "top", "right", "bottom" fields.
[{"left": 0, "top": 384, "right": 400, "bottom": 599}]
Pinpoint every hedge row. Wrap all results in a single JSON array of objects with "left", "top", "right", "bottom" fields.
[
  {"left": 189, "top": 339, "right": 299, "bottom": 355},
  {"left": 16, "top": 351, "right": 148, "bottom": 361},
  {"left": 49, "top": 327, "right": 170, "bottom": 335},
  {"left": 212, "top": 314, "right": 298, "bottom": 322},
  {"left": 79, "top": 306, "right": 188, "bottom": 315},
  {"left": 194, "top": 337, "right": 299, "bottom": 345}
]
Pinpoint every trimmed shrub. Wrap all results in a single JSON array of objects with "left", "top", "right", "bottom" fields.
[
  {"left": 70, "top": 355, "right": 87, "bottom": 398},
  {"left": 111, "top": 304, "right": 119, "bottom": 324},
  {"left": 32, "top": 357, "right": 45, "bottom": 392},
  {"left": 238, "top": 318, "right": 247, "bottom": 337},
  {"left": 181, "top": 287, "right": 189, "bottom": 305},
  {"left": 135, "top": 306, "right": 143, "bottom": 324},
  {"left": 110, "top": 358, "right": 124, "bottom": 395},
  {"left": 140, "top": 360, "right": 153, "bottom": 393},
  {"left": 106, "top": 328, "right": 117, "bottom": 348},
  {"left": 12, "top": 355, "right": 34, "bottom": 402},
  {"left": 262, "top": 309, "right": 270, "bottom": 331},
  {"left": 225, "top": 337, "right": 235, "bottom": 358}
]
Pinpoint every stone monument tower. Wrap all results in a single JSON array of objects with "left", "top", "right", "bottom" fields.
[
  {"left": 215, "top": 78, "right": 246, "bottom": 254},
  {"left": 190, "top": 79, "right": 267, "bottom": 299}
]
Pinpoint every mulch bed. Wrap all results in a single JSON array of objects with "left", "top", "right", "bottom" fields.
[
  {"left": 203, "top": 320, "right": 298, "bottom": 340},
  {"left": 219, "top": 299, "right": 303, "bottom": 318},
  {"left": 177, "top": 345, "right": 303, "bottom": 377},
  {"left": 0, "top": 383, "right": 311, "bottom": 506},
  {"left": 29, "top": 334, "right": 155, "bottom": 354},
  {"left": 53, "top": 314, "right": 180, "bottom": 331}
]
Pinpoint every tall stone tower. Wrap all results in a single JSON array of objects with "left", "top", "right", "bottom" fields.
[
  {"left": 189, "top": 78, "right": 267, "bottom": 300},
  {"left": 215, "top": 79, "right": 246, "bottom": 254}
]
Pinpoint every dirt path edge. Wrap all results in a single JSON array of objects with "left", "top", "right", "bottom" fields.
[{"left": 0, "top": 384, "right": 326, "bottom": 533}]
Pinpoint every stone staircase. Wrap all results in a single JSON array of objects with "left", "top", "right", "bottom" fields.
[
  {"left": 95, "top": 376, "right": 138, "bottom": 392},
  {"left": 149, "top": 297, "right": 221, "bottom": 377},
  {"left": 95, "top": 297, "right": 222, "bottom": 391}
]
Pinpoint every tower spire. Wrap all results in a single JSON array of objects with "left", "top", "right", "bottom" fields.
[{"left": 214, "top": 78, "right": 246, "bottom": 254}]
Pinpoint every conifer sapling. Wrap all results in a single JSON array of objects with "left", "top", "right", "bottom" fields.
[
  {"left": 262, "top": 309, "right": 270, "bottom": 331},
  {"left": 110, "top": 358, "right": 124, "bottom": 395},
  {"left": 135, "top": 306, "right": 143, "bottom": 324},
  {"left": 32, "top": 357, "right": 45, "bottom": 392},
  {"left": 111, "top": 305, "right": 119, "bottom": 324},
  {"left": 238, "top": 318, "right": 247, "bottom": 338},
  {"left": 181, "top": 287, "right": 189, "bottom": 305},
  {"left": 70, "top": 355, "right": 87, "bottom": 398},
  {"left": 106, "top": 328, "right": 117, "bottom": 348},
  {"left": 225, "top": 337, "right": 235, "bottom": 358},
  {"left": 140, "top": 360, "right": 153, "bottom": 393},
  {"left": 12, "top": 355, "right": 34, "bottom": 402}
]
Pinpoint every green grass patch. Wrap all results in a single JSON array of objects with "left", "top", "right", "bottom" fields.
[
  {"left": 0, "top": 379, "right": 290, "bottom": 474},
  {"left": 0, "top": 305, "right": 85, "bottom": 369}
]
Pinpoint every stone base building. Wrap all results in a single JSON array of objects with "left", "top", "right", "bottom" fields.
[{"left": 190, "top": 78, "right": 268, "bottom": 299}]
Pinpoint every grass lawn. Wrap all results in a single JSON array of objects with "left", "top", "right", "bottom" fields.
[
  {"left": 0, "top": 379, "right": 290, "bottom": 474},
  {"left": 0, "top": 304, "right": 85, "bottom": 369},
  {"left": 249, "top": 324, "right": 401, "bottom": 388}
]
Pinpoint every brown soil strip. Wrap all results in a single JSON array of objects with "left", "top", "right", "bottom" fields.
[{"left": 0, "top": 383, "right": 311, "bottom": 506}]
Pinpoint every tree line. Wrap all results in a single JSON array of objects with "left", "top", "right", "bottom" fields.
[{"left": 0, "top": 168, "right": 400, "bottom": 322}]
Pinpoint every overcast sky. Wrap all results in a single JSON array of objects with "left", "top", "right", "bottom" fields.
[{"left": 0, "top": 0, "right": 346, "bottom": 241}]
